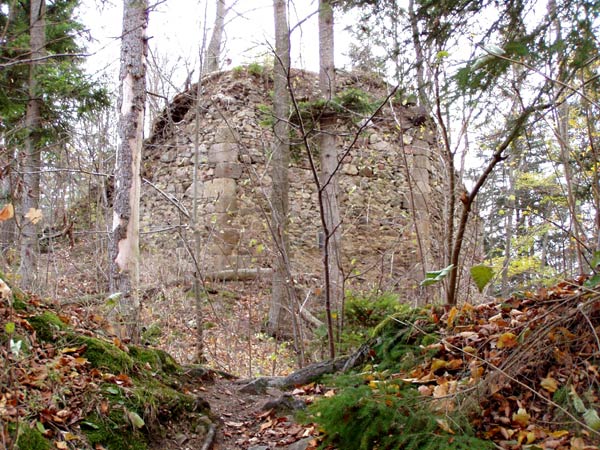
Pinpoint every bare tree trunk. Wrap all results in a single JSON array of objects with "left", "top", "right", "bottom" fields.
[
  {"left": 109, "top": 0, "right": 148, "bottom": 343},
  {"left": 204, "top": 0, "right": 227, "bottom": 74},
  {"left": 19, "top": 0, "right": 46, "bottom": 291},
  {"left": 501, "top": 157, "right": 515, "bottom": 297},
  {"left": 548, "top": 0, "right": 585, "bottom": 273},
  {"left": 408, "top": 0, "right": 427, "bottom": 106},
  {"left": 318, "top": 0, "right": 342, "bottom": 358},
  {"left": 268, "top": 0, "right": 293, "bottom": 337}
]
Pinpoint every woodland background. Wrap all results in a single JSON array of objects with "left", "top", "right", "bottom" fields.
[{"left": 1, "top": 0, "right": 599, "bottom": 448}]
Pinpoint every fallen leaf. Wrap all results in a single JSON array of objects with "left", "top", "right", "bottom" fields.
[
  {"left": 126, "top": 410, "right": 145, "bottom": 429},
  {"left": 512, "top": 407, "right": 530, "bottom": 428},
  {"left": 540, "top": 376, "right": 559, "bottom": 393},
  {"left": 259, "top": 419, "right": 273, "bottom": 432},
  {"left": 0, "top": 203, "right": 14, "bottom": 221},
  {"left": 436, "top": 418, "right": 455, "bottom": 434},
  {"left": 497, "top": 332, "right": 518, "bottom": 349},
  {"left": 25, "top": 207, "right": 43, "bottom": 224},
  {"left": 224, "top": 421, "right": 245, "bottom": 428}
]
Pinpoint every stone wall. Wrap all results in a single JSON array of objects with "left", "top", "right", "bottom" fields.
[{"left": 141, "top": 68, "right": 453, "bottom": 300}]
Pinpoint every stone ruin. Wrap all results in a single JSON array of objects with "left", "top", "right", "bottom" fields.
[{"left": 141, "top": 67, "right": 471, "bottom": 302}]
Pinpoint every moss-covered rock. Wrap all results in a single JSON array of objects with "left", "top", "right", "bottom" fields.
[
  {"left": 128, "top": 346, "right": 180, "bottom": 375},
  {"left": 76, "top": 335, "right": 134, "bottom": 373},
  {"left": 28, "top": 311, "right": 68, "bottom": 341}
]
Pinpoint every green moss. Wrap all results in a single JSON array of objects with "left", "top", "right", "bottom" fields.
[
  {"left": 16, "top": 425, "right": 51, "bottom": 450},
  {"left": 12, "top": 291, "right": 28, "bottom": 311},
  {"left": 129, "top": 346, "right": 180, "bottom": 374},
  {"left": 28, "top": 311, "right": 68, "bottom": 341},
  {"left": 75, "top": 336, "right": 134, "bottom": 373},
  {"left": 82, "top": 412, "right": 147, "bottom": 450}
]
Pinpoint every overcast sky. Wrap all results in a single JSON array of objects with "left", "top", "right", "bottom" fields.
[{"left": 78, "top": 0, "right": 352, "bottom": 89}]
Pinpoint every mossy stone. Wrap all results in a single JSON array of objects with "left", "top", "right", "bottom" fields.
[
  {"left": 76, "top": 336, "right": 134, "bottom": 373},
  {"left": 128, "top": 346, "right": 180, "bottom": 374},
  {"left": 28, "top": 311, "right": 67, "bottom": 341}
]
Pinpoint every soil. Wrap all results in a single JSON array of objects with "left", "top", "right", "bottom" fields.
[{"left": 152, "top": 374, "right": 319, "bottom": 450}]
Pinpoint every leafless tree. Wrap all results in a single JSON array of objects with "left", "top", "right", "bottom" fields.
[{"left": 109, "top": 0, "right": 149, "bottom": 342}]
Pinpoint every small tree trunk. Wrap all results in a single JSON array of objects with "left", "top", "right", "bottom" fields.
[
  {"left": 318, "top": 0, "right": 342, "bottom": 358},
  {"left": 204, "top": 0, "right": 227, "bottom": 73},
  {"left": 109, "top": 0, "right": 148, "bottom": 343},
  {"left": 268, "top": 0, "right": 293, "bottom": 337},
  {"left": 501, "top": 159, "right": 515, "bottom": 297},
  {"left": 19, "top": 0, "right": 46, "bottom": 291}
]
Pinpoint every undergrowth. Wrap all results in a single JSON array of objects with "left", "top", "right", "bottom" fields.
[
  {"left": 304, "top": 300, "right": 493, "bottom": 449},
  {"left": 305, "top": 376, "right": 493, "bottom": 450}
]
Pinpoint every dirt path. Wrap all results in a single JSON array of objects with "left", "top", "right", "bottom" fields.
[{"left": 199, "top": 376, "right": 316, "bottom": 450}]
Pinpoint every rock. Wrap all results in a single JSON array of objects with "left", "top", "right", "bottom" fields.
[
  {"left": 238, "top": 377, "right": 269, "bottom": 395},
  {"left": 371, "top": 140, "right": 389, "bottom": 152},
  {"left": 214, "top": 125, "right": 239, "bottom": 143},
  {"left": 286, "top": 437, "right": 313, "bottom": 450},
  {"left": 368, "top": 132, "right": 381, "bottom": 144},
  {"left": 342, "top": 164, "right": 359, "bottom": 175},
  {"left": 214, "top": 162, "right": 242, "bottom": 179},
  {"left": 160, "top": 150, "right": 176, "bottom": 163},
  {"left": 261, "top": 393, "right": 305, "bottom": 415},
  {"left": 359, "top": 166, "right": 373, "bottom": 177},
  {"left": 208, "top": 143, "right": 239, "bottom": 164},
  {"left": 248, "top": 446, "right": 270, "bottom": 450}
]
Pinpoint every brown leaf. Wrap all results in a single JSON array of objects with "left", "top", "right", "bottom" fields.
[{"left": 0, "top": 204, "right": 14, "bottom": 221}]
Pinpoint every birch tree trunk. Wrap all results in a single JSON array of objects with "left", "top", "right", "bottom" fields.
[
  {"left": 109, "top": 0, "right": 148, "bottom": 342},
  {"left": 318, "top": 0, "right": 342, "bottom": 358},
  {"left": 267, "top": 0, "right": 294, "bottom": 338},
  {"left": 19, "top": 0, "right": 46, "bottom": 290}
]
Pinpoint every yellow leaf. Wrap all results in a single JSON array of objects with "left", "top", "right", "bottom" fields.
[
  {"left": 25, "top": 208, "right": 43, "bottom": 224},
  {"left": 64, "top": 432, "right": 78, "bottom": 441},
  {"left": 447, "top": 306, "right": 458, "bottom": 327},
  {"left": 512, "top": 407, "right": 530, "bottom": 427},
  {"left": 497, "top": 332, "right": 518, "bottom": 349},
  {"left": 463, "top": 345, "right": 476, "bottom": 354},
  {"left": 550, "top": 430, "right": 570, "bottom": 438},
  {"left": 61, "top": 347, "right": 80, "bottom": 354},
  {"left": 540, "top": 376, "right": 559, "bottom": 393},
  {"left": 430, "top": 359, "right": 447, "bottom": 372},
  {"left": 55, "top": 442, "right": 68, "bottom": 449},
  {"left": 0, "top": 204, "right": 14, "bottom": 221}
]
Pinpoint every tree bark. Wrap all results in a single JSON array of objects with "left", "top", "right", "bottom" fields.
[
  {"left": 267, "top": 0, "right": 294, "bottom": 338},
  {"left": 109, "top": 0, "right": 148, "bottom": 342},
  {"left": 204, "top": 0, "right": 227, "bottom": 73},
  {"left": 19, "top": 0, "right": 46, "bottom": 291},
  {"left": 318, "top": 0, "right": 342, "bottom": 358}
]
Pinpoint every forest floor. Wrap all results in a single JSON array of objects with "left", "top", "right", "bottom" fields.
[{"left": 3, "top": 241, "right": 600, "bottom": 449}]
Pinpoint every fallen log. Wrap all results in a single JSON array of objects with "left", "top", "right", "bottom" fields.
[
  {"left": 204, "top": 268, "right": 273, "bottom": 281},
  {"left": 236, "top": 343, "right": 372, "bottom": 393}
]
